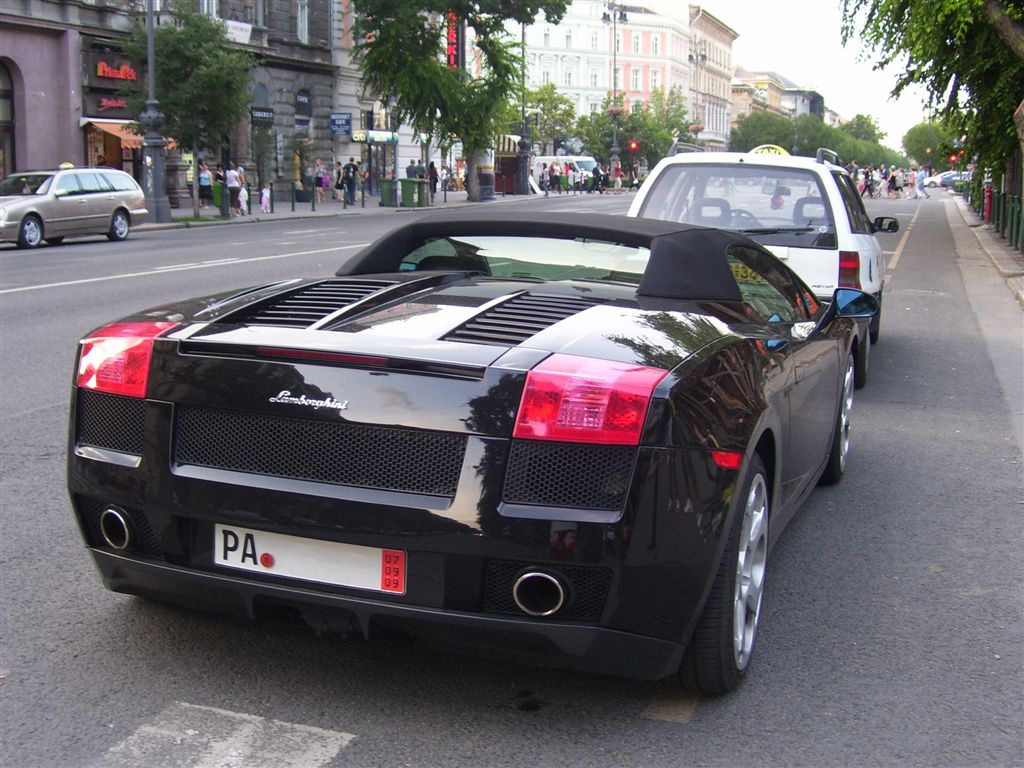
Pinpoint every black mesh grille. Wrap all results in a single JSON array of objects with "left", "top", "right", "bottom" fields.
[
  {"left": 76, "top": 390, "right": 146, "bottom": 455},
  {"left": 483, "top": 561, "right": 611, "bottom": 622},
  {"left": 76, "top": 495, "right": 163, "bottom": 559},
  {"left": 175, "top": 406, "right": 466, "bottom": 496},
  {"left": 224, "top": 279, "right": 397, "bottom": 328},
  {"left": 503, "top": 441, "right": 635, "bottom": 510},
  {"left": 443, "top": 293, "right": 601, "bottom": 345}
]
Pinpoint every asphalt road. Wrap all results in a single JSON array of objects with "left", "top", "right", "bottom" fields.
[{"left": 1, "top": 192, "right": 1021, "bottom": 768}]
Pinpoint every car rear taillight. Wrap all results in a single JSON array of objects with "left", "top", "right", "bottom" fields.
[
  {"left": 76, "top": 321, "right": 178, "bottom": 398},
  {"left": 839, "top": 251, "right": 861, "bottom": 289},
  {"left": 513, "top": 354, "right": 669, "bottom": 445}
]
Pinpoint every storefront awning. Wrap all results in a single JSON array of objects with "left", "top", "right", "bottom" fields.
[{"left": 82, "top": 119, "right": 176, "bottom": 149}]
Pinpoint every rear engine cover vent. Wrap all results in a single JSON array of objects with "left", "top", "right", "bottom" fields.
[
  {"left": 225, "top": 279, "right": 396, "bottom": 328},
  {"left": 444, "top": 293, "right": 602, "bottom": 346}
]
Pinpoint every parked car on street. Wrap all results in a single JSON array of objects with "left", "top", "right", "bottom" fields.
[
  {"left": 922, "top": 171, "right": 956, "bottom": 187},
  {"left": 627, "top": 148, "right": 898, "bottom": 387},
  {"left": 67, "top": 212, "right": 877, "bottom": 692},
  {"left": 0, "top": 166, "right": 147, "bottom": 248}
]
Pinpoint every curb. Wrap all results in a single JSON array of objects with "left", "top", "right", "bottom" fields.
[{"left": 954, "top": 196, "right": 1024, "bottom": 309}]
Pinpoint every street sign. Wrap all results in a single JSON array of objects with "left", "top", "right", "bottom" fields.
[{"left": 330, "top": 112, "right": 352, "bottom": 137}]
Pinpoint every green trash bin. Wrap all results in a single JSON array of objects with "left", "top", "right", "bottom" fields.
[
  {"left": 415, "top": 178, "right": 429, "bottom": 207},
  {"left": 399, "top": 178, "right": 417, "bottom": 207},
  {"left": 213, "top": 182, "right": 223, "bottom": 208},
  {"left": 379, "top": 178, "right": 396, "bottom": 207}
]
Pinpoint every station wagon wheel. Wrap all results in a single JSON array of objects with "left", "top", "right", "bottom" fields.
[
  {"left": 820, "top": 351, "right": 855, "bottom": 485},
  {"left": 679, "top": 454, "right": 769, "bottom": 693},
  {"left": 17, "top": 214, "right": 43, "bottom": 248},
  {"left": 107, "top": 210, "right": 130, "bottom": 242}
]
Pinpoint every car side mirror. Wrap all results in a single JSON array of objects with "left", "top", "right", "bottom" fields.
[
  {"left": 833, "top": 288, "right": 879, "bottom": 318},
  {"left": 873, "top": 216, "right": 899, "bottom": 233}
]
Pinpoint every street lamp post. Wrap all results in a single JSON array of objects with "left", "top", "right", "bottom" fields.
[
  {"left": 516, "top": 22, "right": 531, "bottom": 196},
  {"left": 138, "top": 0, "right": 171, "bottom": 223},
  {"left": 688, "top": 40, "right": 707, "bottom": 147},
  {"left": 602, "top": 4, "right": 626, "bottom": 172}
]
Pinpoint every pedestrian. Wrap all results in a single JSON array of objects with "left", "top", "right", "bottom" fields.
[
  {"left": 416, "top": 158, "right": 426, "bottom": 180},
  {"left": 260, "top": 182, "right": 272, "bottom": 213},
  {"left": 197, "top": 161, "right": 213, "bottom": 208},
  {"left": 313, "top": 159, "right": 326, "bottom": 203},
  {"left": 439, "top": 164, "right": 449, "bottom": 192},
  {"left": 613, "top": 161, "right": 623, "bottom": 192},
  {"left": 225, "top": 161, "right": 241, "bottom": 216},
  {"left": 906, "top": 167, "right": 918, "bottom": 198},
  {"left": 406, "top": 159, "right": 418, "bottom": 179},
  {"left": 916, "top": 167, "right": 930, "bottom": 199},
  {"left": 548, "top": 160, "right": 561, "bottom": 194},
  {"left": 428, "top": 161, "right": 438, "bottom": 198},
  {"left": 343, "top": 157, "right": 359, "bottom": 205}
]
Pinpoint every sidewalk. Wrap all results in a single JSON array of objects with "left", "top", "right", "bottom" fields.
[
  {"left": 143, "top": 188, "right": 532, "bottom": 231},
  {"left": 953, "top": 194, "right": 1024, "bottom": 309}
]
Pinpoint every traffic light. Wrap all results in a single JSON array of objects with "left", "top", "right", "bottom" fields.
[
  {"left": 948, "top": 153, "right": 958, "bottom": 164},
  {"left": 628, "top": 138, "right": 639, "bottom": 153}
]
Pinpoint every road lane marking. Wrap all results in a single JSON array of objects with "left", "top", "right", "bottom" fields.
[
  {"left": 642, "top": 687, "right": 699, "bottom": 724},
  {"left": 0, "top": 243, "right": 369, "bottom": 295},
  {"left": 887, "top": 206, "right": 919, "bottom": 272},
  {"left": 89, "top": 701, "right": 354, "bottom": 768}
]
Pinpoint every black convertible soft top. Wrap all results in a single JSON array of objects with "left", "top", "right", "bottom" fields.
[{"left": 341, "top": 212, "right": 748, "bottom": 303}]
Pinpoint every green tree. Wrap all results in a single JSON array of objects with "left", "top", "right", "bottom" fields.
[
  {"left": 902, "top": 121, "right": 957, "bottom": 168},
  {"left": 840, "top": 114, "right": 885, "bottom": 143},
  {"left": 354, "top": 0, "right": 569, "bottom": 202},
  {"left": 729, "top": 111, "right": 798, "bottom": 152},
  {"left": 841, "top": 0, "right": 1024, "bottom": 180},
  {"left": 524, "top": 83, "right": 576, "bottom": 153},
  {"left": 121, "top": 1, "right": 257, "bottom": 217},
  {"left": 575, "top": 88, "right": 692, "bottom": 170}
]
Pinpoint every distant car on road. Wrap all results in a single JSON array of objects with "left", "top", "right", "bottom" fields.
[
  {"left": 940, "top": 171, "right": 971, "bottom": 189},
  {"left": 0, "top": 167, "right": 147, "bottom": 248}
]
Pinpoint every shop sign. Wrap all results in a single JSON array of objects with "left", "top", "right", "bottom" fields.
[
  {"left": 250, "top": 106, "right": 275, "bottom": 125},
  {"left": 225, "top": 20, "right": 252, "bottom": 44},
  {"left": 295, "top": 90, "right": 313, "bottom": 118},
  {"left": 86, "top": 52, "right": 140, "bottom": 89},
  {"left": 330, "top": 112, "right": 352, "bottom": 136},
  {"left": 84, "top": 92, "right": 132, "bottom": 120},
  {"left": 446, "top": 12, "right": 464, "bottom": 70},
  {"left": 350, "top": 130, "right": 398, "bottom": 144}
]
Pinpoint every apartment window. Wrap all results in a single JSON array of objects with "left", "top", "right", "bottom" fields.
[
  {"left": 542, "top": 70, "right": 551, "bottom": 84},
  {"left": 200, "top": 0, "right": 217, "bottom": 16},
  {"left": 651, "top": 69, "right": 661, "bottom": 89},
  {"left": 544, "top": 29, "right": 550, "bottom": 47},
  {"left": 566, "top": 30, "right": 572, "bottom": 48},
  {"left": 652, "top": 34, "right": 660, "bottom": 55},
  {"left": 631, "top": 67, "right": 640, "bottom": 90},
  {"left": 591, "top": 31, "right": 598, "bottom": 50},
  {"left": 564, "top": 70, "right": 573, "bottom": 86},
  {"left": 297, "top": 0, "right": 309, "bottom": 43},
  {"left": 590, "top": 71, "right": 598, "bottom": 87},
  {"left": 632, "top": 34, "right": 640, "bottom": 53}
]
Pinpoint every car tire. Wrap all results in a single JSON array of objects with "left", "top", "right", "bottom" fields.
[
  {"left": 107, "top": 210, "right": 130, "bottom": 242},
  {"left": 678, "top": 454, "right": 768, "bottom": 694},
  {"left": 45, "top": 236, "right": 65, "bottom": 246},
  {"left": 853, "top": 335, "right": 869, "bottom": 390},
  {"left": 820, "top": 351, "right": 854, "bottom": 486},
  {"left": 17, "top": 215, "right": 43, "bottom": 248}
]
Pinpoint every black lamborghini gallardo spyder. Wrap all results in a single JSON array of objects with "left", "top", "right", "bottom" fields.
[{"left": 68, "top": 212, "right": 876, "bottom": 692}]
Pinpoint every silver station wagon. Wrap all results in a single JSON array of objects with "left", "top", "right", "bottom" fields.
[{"left": 0, "top": 167, "right": 148, "bottom": 248}]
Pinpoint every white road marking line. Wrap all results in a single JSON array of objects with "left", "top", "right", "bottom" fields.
[
  {"left": 0, "top": 243, "right": 369, "bottom": 295},
  {"left": 90, "top": 701, "right": 354, "bottom": 768},
  {"left": 642, "top": 688, "right": 699, "bottom": 724}
]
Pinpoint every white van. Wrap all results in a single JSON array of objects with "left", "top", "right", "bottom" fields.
[{"left": 533, "top": 155, "right": 598, "bottom": 190}]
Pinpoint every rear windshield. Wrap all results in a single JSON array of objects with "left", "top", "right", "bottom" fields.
[
  {"left": 0, "top": 173, "right": 53, "bottom": 196},
  {"left": 400, "top": 235, "right": 651, "bottom": 284},
  {"left": 636, "top": 163, "right": 838, "bottom": 249}
]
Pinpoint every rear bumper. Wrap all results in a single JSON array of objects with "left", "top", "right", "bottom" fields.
[{"left": 91, "top": 548, "right": 685, "bottom": 680}]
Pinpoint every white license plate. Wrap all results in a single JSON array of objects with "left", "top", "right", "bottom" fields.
[{"left": 214, "top": 524, "right": 406, "bottom": 594}]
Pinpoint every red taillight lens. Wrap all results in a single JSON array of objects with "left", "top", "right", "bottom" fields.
[
  {"left": 711, "top": 450, "right": 743, "bottom": 470},
  {"left": 839, "top": 251, "right": 861, "bottom": 289},
  {"left": 76, "top": 321, "right": 178, "bottom": 398},
  {"left": 513, "top": 354, "right": 669, "bottom": 445}
]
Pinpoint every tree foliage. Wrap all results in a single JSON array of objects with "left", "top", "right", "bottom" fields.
[
  {"left": 902, "top": 121, "right": 958, "bottom": 168},
  {"left": 353, "top": 0, "right": 569, "bottom": 201},
  {"left": 121, "top": 1, "right": 257, "bottom": 215},
  {"left": 524, "top": 83, "right": 576, "bottom": 153},
  {"left": 730, "top": 111, "right": 905, "bottom": 167},
  {"left": 841, "top": 114, "right": 885, "bottom": 143},
  {"left": 574, "top": 87, "right": 693, "bottom": 170},
  {"left": 841, "top": 0, "right": 1024, "bottom": 176}
]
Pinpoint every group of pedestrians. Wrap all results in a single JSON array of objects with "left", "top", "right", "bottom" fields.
[{"left": 851, "top": 162, "right": 931, "bottom": 200}]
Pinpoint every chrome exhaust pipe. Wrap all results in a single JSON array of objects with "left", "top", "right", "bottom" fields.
[
  {"left": 512, "top": 571, "right": 566, "bottom": 617},
  {"left": 99, "top": 507, "right": 133, "bottom": 551}
]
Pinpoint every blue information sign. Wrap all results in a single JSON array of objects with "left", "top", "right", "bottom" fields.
[{"left": 330, "top": 112, "right": 352, "bottom": 137}]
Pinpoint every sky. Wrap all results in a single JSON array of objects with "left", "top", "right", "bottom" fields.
[{"left": 643, "top": 0, "right": 934, "bottom": 153}]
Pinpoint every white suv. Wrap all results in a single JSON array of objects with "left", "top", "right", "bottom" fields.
[{"left": 628, "top": 149, "right": 898, "bottom": 383}]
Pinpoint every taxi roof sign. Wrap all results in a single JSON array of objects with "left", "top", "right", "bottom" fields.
[{"left": 749, "top": 144, "right": 790, "bottom": 155}]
